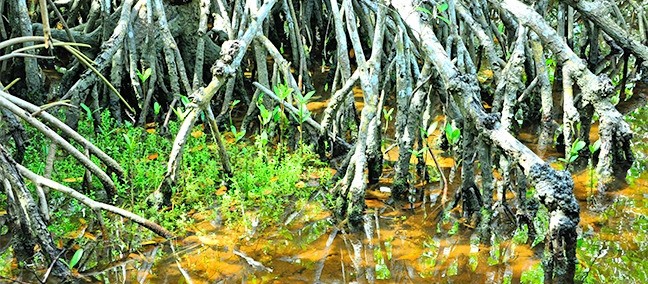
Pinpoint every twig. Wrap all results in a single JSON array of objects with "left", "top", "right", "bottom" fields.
[
  {"left": 46, "top": 0, "right": 76, "bottom": 43},
  {"left": 38, "top": 0, "right": 52, "bottom": 50},
  {"left": 0, "top": 53, "right": 55, "bottom": 61},
  {"left": 2, "top": 78, "right": 20, "bottom": 90},
  {"left": 170, "top": 242, "right": 194, "bottom": 284},
  {"left": 31, "top": 100, "right": 75, "bottom": 116},
  {"left": 425, "top": 145, "right": 449, "bottom": 205},
  {"left": 233, "top": 249, "right": 273, "bottom": 272},
  {"left": 41, "top": 249, "right": 67, "bottom": 283}
]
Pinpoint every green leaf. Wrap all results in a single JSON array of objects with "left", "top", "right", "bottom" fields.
[
  {"left": 273, "top": 106, "right": 282, "bottom": 122},
  {"left": 304, "top": 90, "right": 316, "bottom": 102},
  {"left": 172, "top": 107, "right": 185, "bottom": 121},
  {"left": 573, "top": 140, "right": 586, "bottom": 152},
  {"left": 258, "top": 103, "right": 268, "bottom": 116},
  {"left": 273, "top": 85, "right": 280, "bottom": 97},
  {"left": 301, "top": 111, "right": 311, "bottom": 123},
  {"left": 437, "top": 2, "right": 449, "bottom": 13},
  {"left": 448, "top": 221, "right": 460, "bottom": 235},
  {"left": 123, "top": 133, "right": 132, "bottom": 146},
  {"left": 69, "top": 249, "right": 84, "bottom": 269},
  {"left": 451, "top": 128, "right": 461, "bottom": 144},
  {"left": 142, "top": 68, "right": 152, "bottom": 82},
  {"left": 54, "top": 65, "right": 68, "bottom": 74},
  {"left": 445, "top": 123, "right": 453, "bottom": 138},
  {"left": 420, "top": 126, "right": 428, "bottom": 137},
  {"left": 293, "top": 92, "right": 304, "bottom": 104},
  {"left": 80, "top": 103, "right": 92, "bottom": 121},
  {"left": 137, "top": 67, "right": 152, "bottom": 83},
  {"left": 136, "top": 69, "right": 144, "bottom": 82},
  {"left": 437, "top": 16, "right": 451, "bottom": 25},
  {"left": 590, "top": 139, "right": 601, "bottom": 154},
  {"left": 153, "top": 102, "right": 161, "bottom": 116},
  {"left": 415, "top": 6, "right": 433, "bottom": 15},
  {"left": 180, "top": 95, "right": 190, "bottom": 106}
]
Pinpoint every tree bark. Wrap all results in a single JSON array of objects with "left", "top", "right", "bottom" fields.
[{"left": 0, "top": 145, "right": 71, "bottom": 280}]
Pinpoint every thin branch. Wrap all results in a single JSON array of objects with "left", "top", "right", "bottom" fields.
[
  {"left": 0, "top": 91, "right": 117, "bottom": 193},
  {"left": 17, "top": 165, "right": 174, "bottom": 239}
]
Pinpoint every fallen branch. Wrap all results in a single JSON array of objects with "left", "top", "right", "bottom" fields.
[{"left": 17, "top": 165, "right": 174, "bottom": 239}]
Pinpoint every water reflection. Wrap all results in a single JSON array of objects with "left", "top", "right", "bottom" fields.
[{"left": 120, "top": 189, "right": 543, "bottom": 284}]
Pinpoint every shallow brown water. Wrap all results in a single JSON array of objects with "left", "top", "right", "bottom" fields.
[
  {"left": 117, "top": 132, "right": 648, "bottom": 284},
  {"left": 117, "top": 75, "right": 648, "bottom": 283},
  {"left": 125, "top": 194, "right": 540, "bottom": 283}
]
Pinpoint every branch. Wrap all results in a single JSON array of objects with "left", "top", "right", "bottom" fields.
[
  {"left": 161, "top": 0, "right": 278, "bottom": 189},
  {"left": 0, "top": 91, "right": 117, "bottom": 194},
  {"left": 17, "top": 165, "right": 174, "bottom": 239},
  {"left": 0, "top": 90, "right": 124, "bottom": 176}
]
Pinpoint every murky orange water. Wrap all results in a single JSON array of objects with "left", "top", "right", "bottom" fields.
[
  {"left": 117, "top": 77, "right": 648, "bottom": 283},
  {"left": 117, "top": 168, "right": 647, "bottom": 284},
  {"left": 125, "top": 197, "right": 540, "bottom": 283},
  {"left": 115, "top": 129, "right": 648, "bottom": 284}
]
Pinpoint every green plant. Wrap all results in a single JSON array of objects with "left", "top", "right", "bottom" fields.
[
  {"left": 587, "top": 139, "right": 601, "bottom": 194},
  {"left": 79, "top": 103, "right": 93, "bottom": 122},
  {"left": 374, "top": 246, "right": 391, "bottom": 280},
  {"left": 545, "top": 57, "right": 556, "bottom": 83},
  {"left": 221, "top": 143, "right": 329, "bottom": 229},
  {"left": 444, "top": 122, "right": 461, "bottom": 145},
  {"left": 228, "top": 99, "right": 240, "bottom": 126},
  {"left": 521, "top": 263, "right": 544, "bottom": 283},
  {"left": 415, "top": 2, "right": 450, "bottom": 25},
  {"left": 382, "top": 107, "right": 394, "bottom": 134},
  {"left": 532, "top": 205, "right": 549, "bottom": 247},
  {"left": 230, "top": 125, "right": 246, "bottom": 142},
  {"left": 272, "top": 83, "right": 294, "bottom": 146},
  {"left": 136, "top": 67, "right": 152, "bottom": 83},
  {"left": 0, "top": 248, "right": 13, "bottom": 277},
  {"left": 172, "top": 95, "right": 191, "bottom": 121},
  {"left": 420, "top": 237, "right": 440, "bottom": 278},
  {"left": 558, "top": 138, "right": 586, "bottom": 168},
  {"left": 257, "top": 103, "right": 278, "bottom": 148},
  {"left": 409, "top": 146, "right": 428, "bottom": 160},
  {"left": 513, "top": 224, "right": 530, "bottom": 244},
  {"left": 153, "top": 101, "right": 161, "bottom": 116},
  {"left": 67, "top": 248, "right": 84, "bottom": 269},
  {"left": 291, "top": 90, "right": 314, "bottom": 143}
]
